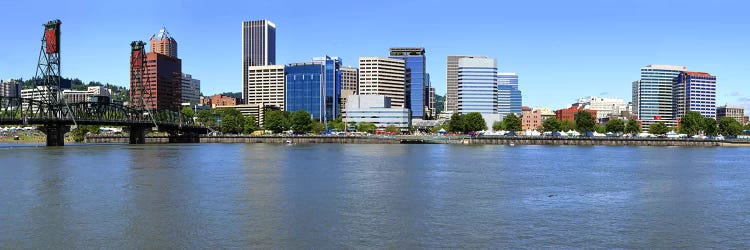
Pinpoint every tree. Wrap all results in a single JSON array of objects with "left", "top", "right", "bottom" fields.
[
  {"left": 463, "top": 112, "right": 487, "bottom": 132},
  {"left": 220, "top": 114, "right": 241, "bottom": 134},
  {"left": 649, "top": 122, "right": 668, "bottom": 135},
  {"left": 357, "top": 122, "right": 376, "bottom": 133},
  {"left": 503, "top": 113, "right": 522, "bottom": 132},
  {"left": 330, "top": 117, "right": 345, "bottom": 132},
  {"left": 385, "top": 125, "right": 400, "bottom": 133},
  {"left": 243, "top": 115, "right": 259, "bottom": 134},
  {"left": 605, "top": 119, "right": 625, "bottom": 134},
  {"left": 264, "top": 110, "right": 289, "bottom": 133},
  {"left": 625, "top": 119, "right": 642, "bottom": 134},
  {"left": 560, "top": 120, "right": 577, "bottom": 132},
  {"left": 541, "top": 117, "right": 561, "bottom": 132},
  {"left": 679, "top": 111, "right": 704, "bottom": 135},
  {"left": 291, "top": 110, "right": 313, "bottom": 134},
  {"left": 197, "top": 110, "right": 215, "bottom": 127},
  {"left": 492, "top": 121, "right": 506, "bottom": 131},
  {"left": 448, "top": 113, "right": 464, "bottom": 133},
  {"left": 703, "top": 117, "right": 718, "bottom": 136},
  {"left": 574, "top": 110, "right": 596, "bottom": 133},
  {"left": 718, "top": 117, "right": 743, "bottom": 136},
  {"left": 181, "top": 106, "right": 195, "bottom": 118},
  {"left": 594, "top": 124, "right": 607, "bottom": 133},
  {"left": 69, "top": 125, "right": 100, "bottom": 142},
  {"left": 311, "top": 121, "right": 327, "bottom": 134}
]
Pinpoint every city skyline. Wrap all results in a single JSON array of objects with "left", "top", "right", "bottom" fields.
[{"left": 1, "top": 0, "right": 749, "bottom": 113}]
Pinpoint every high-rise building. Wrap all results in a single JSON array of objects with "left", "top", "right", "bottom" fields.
[
  {"left": 446, "top": 55, "right": 472, "bottom": 113},
  {"left": 139, "top": 52, "right": 182, "bottom": 111},
  {"left": 340, "top": 66, "right": 358, "bottom": 92},
  {"left": 716, "top": 105, "right": 744, "bottom": 124},
  {"left": 631, "top": 80, "right": 640, "bottom": 118},
  {"left": 635, "top": 64, "right": 686, "bottom": 128},
  {"left": 242, "top": 20, "right": 276, "bottom": 104},
  {"left": 457, "top": 56, "right": 497, "bottom": 114},
  {"left": 358, "top": 57, "right": 406, "bottom": 107},
  {"left": 389, "top": 47, "right": 428, "bottom": 119},
  {"left": 429, "top": 85, "right": 436, "bottom": 118},
  {"left": 181, "top": 73, "right": 201, "bottom": 104},
  {"left": 0, "top": 79, "right": 21, "bottom": 98},
  {"left": 497, "top": 73, "right": 522, "bottom": 116},
  {"left": 247, "top": 65, "right": 285, "bottom": 110},
  {"left": 285, "top": 56, "right": 340, "bottom": 123},
  {"left": 674, "top": 71, "right": 716, "bottom": 119},
  {"left": 150, "top": 28, "right": 178, "bottom": 58}
]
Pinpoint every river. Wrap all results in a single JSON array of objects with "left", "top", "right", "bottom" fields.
[{"left": 1, "top": 143, "right": 749, "bottom": 248}]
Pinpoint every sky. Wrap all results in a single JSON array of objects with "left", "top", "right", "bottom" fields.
[{"left": 1, "top": 0, "right": 749, "bottom": 113}]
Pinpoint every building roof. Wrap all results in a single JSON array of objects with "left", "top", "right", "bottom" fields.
[
  {"left": 151, "top": 27, "right": 175, "bottom": 41},
  {"left": 684, "top": 71, "right": 713, "bottom": 77}
]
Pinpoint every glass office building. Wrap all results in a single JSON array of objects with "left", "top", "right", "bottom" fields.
[
  {"left": 285, "top": 56, "right": 341, "bottom": 123},
  {"left": 636, "top": 65, "right": 686, "bottom": 128},
  {"left": 674, "top": 71, "right": 716, "bottom": 119},
  {"left": 457, "top": 56, "right": 498, "bottom": 114},
  {"left": 389, "top": 48, "right": 428, "bottom": 119},
  {"left": 497, "top": 73, "right": 522, "bottom": 116}
]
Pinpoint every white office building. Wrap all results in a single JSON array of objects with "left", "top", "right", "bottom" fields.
[
  {"left": 344, "top": 95, "right": 410, "bottom": 129},
  {"left": 574, "top": 96, "right": 627, "bottom": 120}
]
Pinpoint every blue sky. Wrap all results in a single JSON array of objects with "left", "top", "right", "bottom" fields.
[{"left": 1, "top": 0, "right": 749, "bottom": 112}]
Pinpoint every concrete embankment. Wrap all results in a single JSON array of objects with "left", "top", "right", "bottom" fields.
[{"left": 84, "top": 135, "right": 750, "bottom": 147}]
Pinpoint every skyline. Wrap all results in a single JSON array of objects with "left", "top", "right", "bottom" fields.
[{"left": 1, "top": 0, "right": 749, "bottom": 113}]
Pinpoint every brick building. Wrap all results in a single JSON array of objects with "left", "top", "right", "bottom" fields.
[
  {"left": 201, "top": 94, "right": 238, "bottom": 108},
  {"left": 555, "top": 106, "right": 597, "bottom": 122}
]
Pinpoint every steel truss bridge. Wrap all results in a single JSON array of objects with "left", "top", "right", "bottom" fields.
[{"left": 2, "top": 19, "right": 206, "bottom": 146}]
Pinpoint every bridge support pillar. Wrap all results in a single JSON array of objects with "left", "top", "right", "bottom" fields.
[
  {"left": 39, "top": 124, "right": 69, "bottom": 146},
  {"left": 129, "top": 126, "right": 147, "bottom": 144},
  {"left": 168, "top": 132, "right": 200, "bottom": 143}
]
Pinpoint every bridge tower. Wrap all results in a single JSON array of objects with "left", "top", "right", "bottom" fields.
[
  {"left": 130, "top": 41, "right": 147, "bottom": 110},
  {"left": 34, "top": 19, "right": 70, "bottom": 146}
]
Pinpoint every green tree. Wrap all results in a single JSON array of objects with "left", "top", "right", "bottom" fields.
[
  {"left": 69, "top": 125, "right": 100, "bottom": 142},
  {"left": 560, "top": 120, "right": 577, "bottom": 132},
  {"left": 197, "top": 110, "right": 215, "bottom": 127},
  {"left": 503, "top": 113, "right": 522, "bottom": 132},
  {"left": 385, "top": 125, "right": 400, "bottom": 133},
  {"left": 357, "top": 122, "right": 376, "bottom": 133},
  {"left": 649, "top": 122, "right": 668, "bottom": 135},
  {"left": 492, "top": 121, "right": 506, "bottom": 131},
  {"left": 605, "top": 119, "right": 625, "bottom": 134},
  {"left": 679, "top": 111, "right": 704, "bottom": 135},
  {"left": 625, "top": 119, "right": 642, "bottom": 134},
  {"left": 243, "top": 115, "right": 259, "bottom": 134},
  {"left": 311, "top": 121, "right": 327, "bottom": 134},
  {"left": 430, "top": 124, "right": 449, "bottom": 133},
  {"left": 264, "top": 110, "right": 289, "bottom": 133},
  {"left": 330, "top": 117, "right": 345, "bottom": 132},
  {"left": 717, "top": 117, "right": 743, "bottom": 136},
  {"left": 574, "top": 110, "right": 596, "bottom": 133},
  {"left": 463, "top": 112, "right": 488, "bottom": 132},
  {"left": 291, "top": 110, "right": 313, "bottom": 134},
  {"left": 703, "top": 117, "right": 718, "bottom": 136},
  {"left": 220, "top": 114, "right": 241, "bottom": 134},
  {"left": 448, "top": 113, "right": 464, "bottom": 133},
  {"left": 181, "top": 106, "right": 195, "bottom": 118},
  {"left": 594, "top": 124, "right": 607, "bottom": 133},
  {"left": 542, "top": 117, "right": 561, "bottom": 132}
]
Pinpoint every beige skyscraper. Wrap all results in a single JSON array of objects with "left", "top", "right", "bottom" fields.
[
  {"left": 246, "top": 65, "right": 285, "bottom": 110},
  {"left": 149, "top": 28, "right": 177, "bottom": 58},
  {"left": 445, "top": 55, "right": 472, "bottom": 113},
  {"left": 340, "top": 66, "right": 358, "bottom": 92},
  {"left": 358, "top": 57, "right": 406, "bottom": 107}
]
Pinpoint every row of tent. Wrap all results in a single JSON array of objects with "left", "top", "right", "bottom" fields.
[{"left": 0, "top": 127, "right": 35, "bottom": 132}]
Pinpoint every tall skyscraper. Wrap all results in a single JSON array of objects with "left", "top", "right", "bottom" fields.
[
  {"left": 457, "top": 56, "right": 497, "bottom": 114},
  {"left": 247, "top": 65, "right": 285, "bottom": 110},
  {"left": 285, "top": 56, "right": 340, "bottom": 123},
  {"left": 497, "top": 73, "right": 522, "bottom": 116},
  {"left": 674, "top": 71, "right": 716, "bottom": 119},
  {"left": 635, "top": 64, "right": 686, "bottom": 128},
  {"left": 631, "top": 80, "right": 640, "bottom": 118},
  {"left": 389, "top": 47, "right": 428, "bottom": 119},
  {"left": 150, "top": 28, "right": 177, "bottom": 58},
  {"left": 446, "top": 55, "right": 472, "bottom": 113},
  {"left": 358, "top": 57, "right": 406, "bottom": 107},
  {"left": 242, "top": 20, "right": 276, "bottom": 104},
  {"left": 181, "top": 73, "right": 201, "bottom": 104}
]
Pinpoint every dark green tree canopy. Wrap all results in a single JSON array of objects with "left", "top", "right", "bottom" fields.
[
  {"left": 605, "top": 119, "right": 625, "bottom": 134},
  {"left": 624, "top": 119, "right": 642, "bottom": 134},
  {"left": 679, "top": 111, "right": 704, "bottom": 135},
  {"left": 542, "top": 117, "right": 561, "bottom": 132},
  {"left": 503, "top": 113, "right": 522, "bottom": 132},
  {"left": 291, "top": 110, "right": 313, "bottom": 134},
  {"left": 718, "top": 117, "right": 743, "bottom": 136},
  {"left": 649, "top": 122, "right": 668, "bottom": 135},
  {"left": 574, "top": 110, "right": 596, "bottom": 133},
  {"left": 463, "top": 112, "right": 487, "bottom": 132}
]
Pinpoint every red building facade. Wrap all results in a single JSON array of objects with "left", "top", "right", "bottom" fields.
[
  {"left": 201, "top": 94, "right": 238, "bottom": 108},
  {"left": 131, "top": 52, "right": 182, "bottom": 112},
  {"left": 555, "top": 106, "right": 597, "bottom": 122}
]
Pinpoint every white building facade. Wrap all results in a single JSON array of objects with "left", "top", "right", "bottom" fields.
[
  {"left": 344, "top": 95, "right": 410, "bottom": 129},
  {"left": 574, "top": 96, "right": 627, "bottom": 120}
]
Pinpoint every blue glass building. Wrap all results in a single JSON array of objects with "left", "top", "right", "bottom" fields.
[
  {"left": 497, "top": 73, "right": 522, "bottom": 116},
  {"left": 285, "top": 56, "right": 341, "bottom": 123},
  {"left": 389, "top": 48, "right": 428, "bottom": 119}
]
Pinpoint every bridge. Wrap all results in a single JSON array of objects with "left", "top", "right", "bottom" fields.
[{"left": 0, "top": 19, "right": 207, "bottom": 146}]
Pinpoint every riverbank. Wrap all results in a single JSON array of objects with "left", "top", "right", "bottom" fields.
[{"left": 83, "top": 135, "right": 750, "bottom": 147}]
